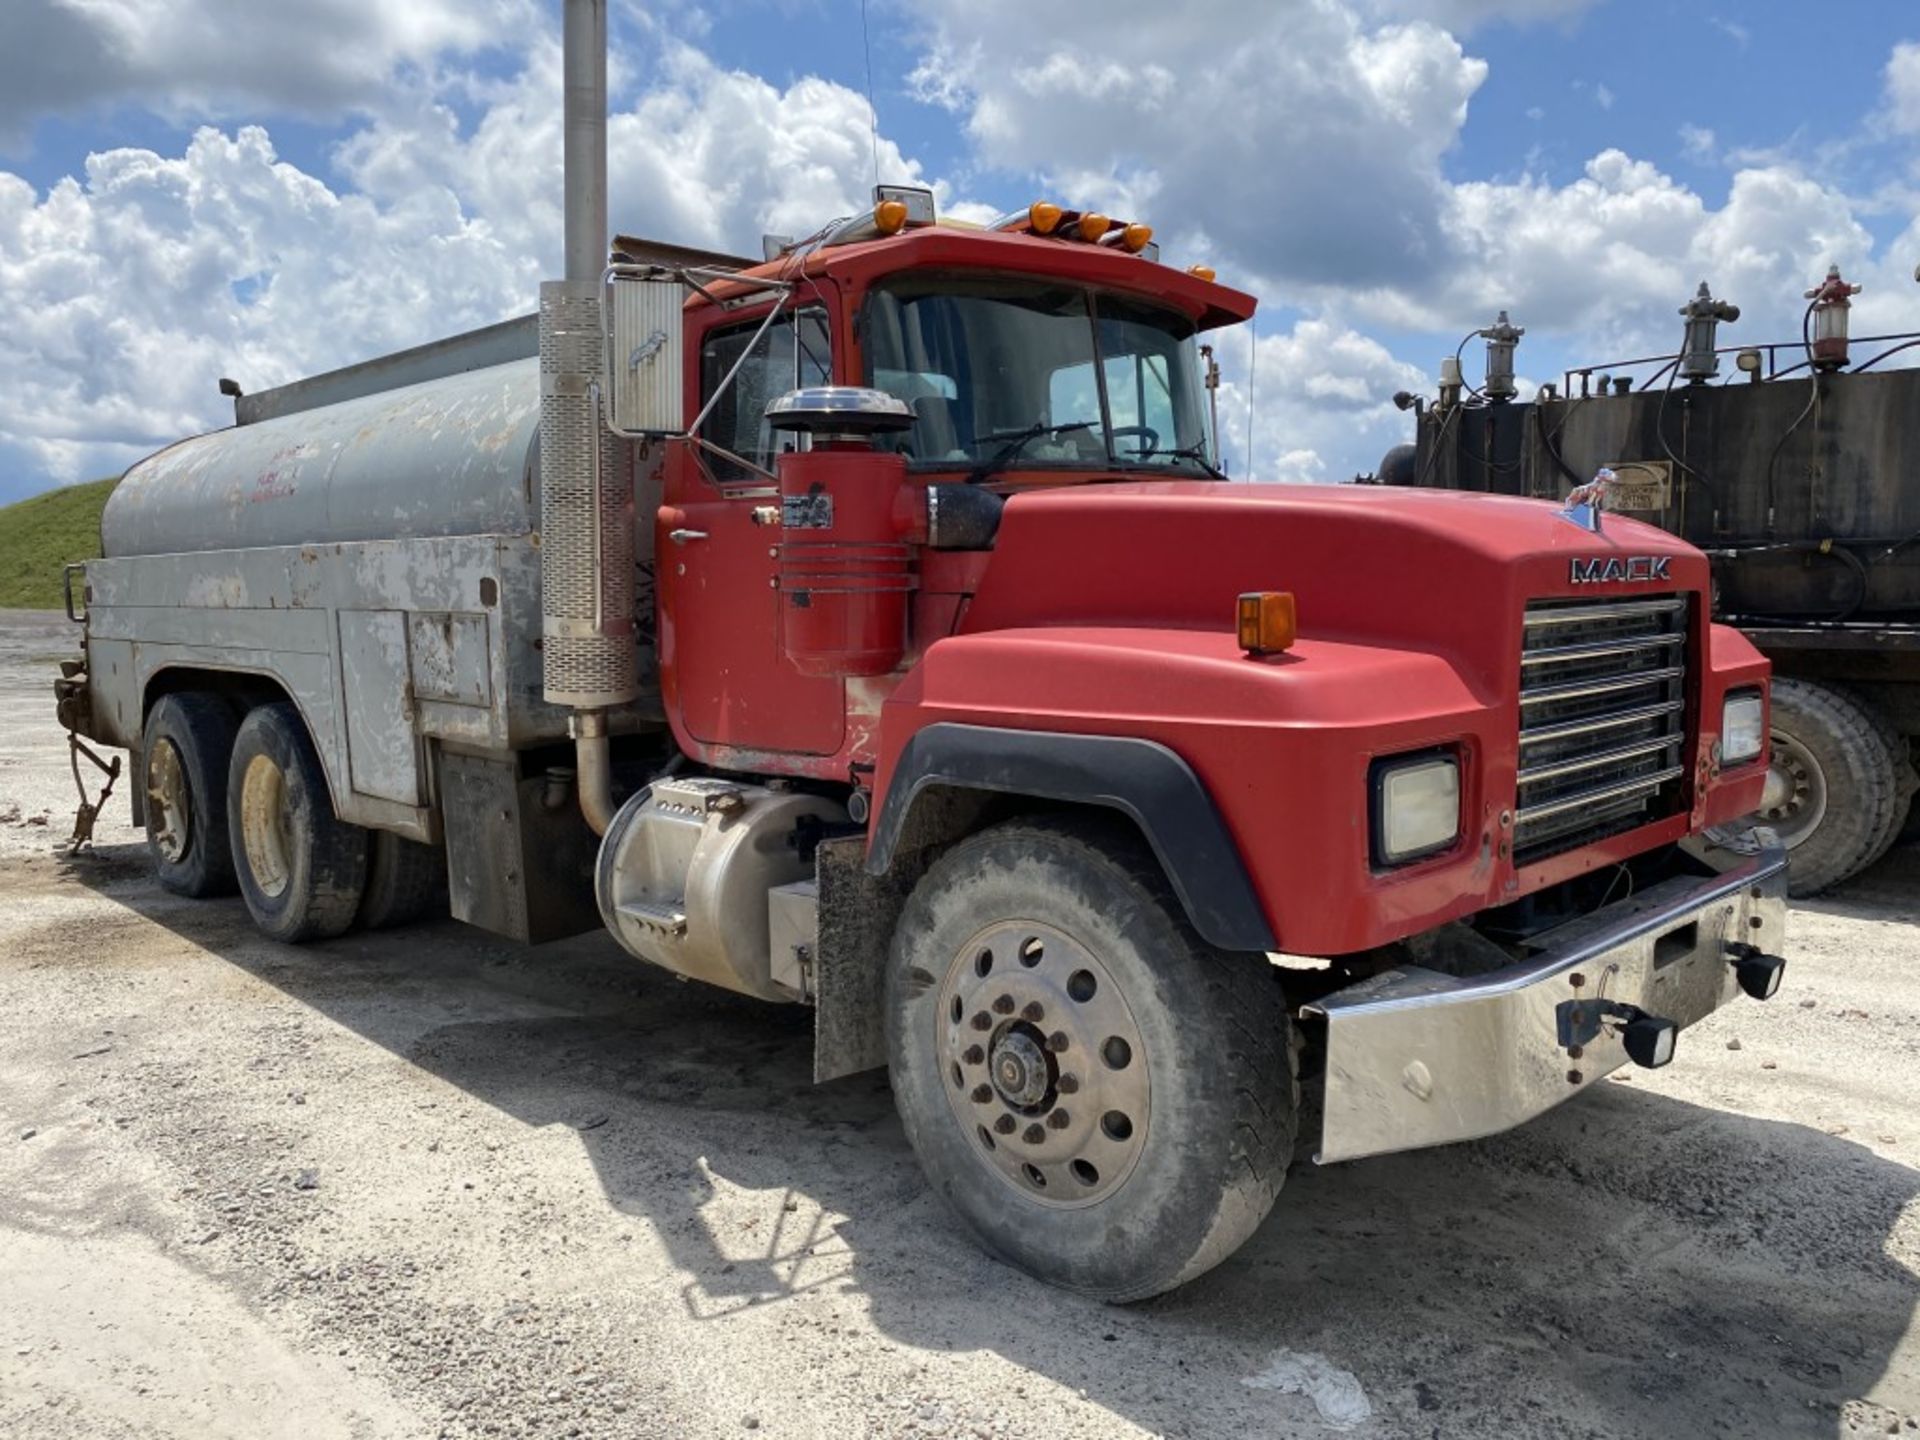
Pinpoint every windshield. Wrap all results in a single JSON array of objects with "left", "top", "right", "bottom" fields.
[{"left": 863, "top": 278, "right": 1212, "bottom": 475}]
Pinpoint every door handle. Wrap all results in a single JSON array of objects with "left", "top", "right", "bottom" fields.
[{"left": 668, "top": 528, "right": 709, "bottom": 545}]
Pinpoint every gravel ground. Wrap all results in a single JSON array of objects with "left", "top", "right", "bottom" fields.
[{"left": 0, "top": 607, "right": 1916, "bottom": 1440}]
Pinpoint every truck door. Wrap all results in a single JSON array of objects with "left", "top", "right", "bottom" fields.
[{"left": 663, "top": 303, "right": 846, "bottom": 756}]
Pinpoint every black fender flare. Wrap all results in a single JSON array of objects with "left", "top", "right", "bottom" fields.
[{"left": 866, "top": 723, "right": 1277, "bottom": 952}]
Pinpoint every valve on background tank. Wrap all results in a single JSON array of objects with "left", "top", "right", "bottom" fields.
[
  {"left": 1478, "top": 310, "right": 1524, "bottom": 402},
  {"left": 1804, "top": 264, "right": 1862, "bottom": 371},
  {"left": 1678, "top": 281, "right": 1740, "bottom": 383}
]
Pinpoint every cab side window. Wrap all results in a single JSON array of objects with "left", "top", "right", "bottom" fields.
[{"left": 698, "top": 309, "right": 830, "bottom": 482}]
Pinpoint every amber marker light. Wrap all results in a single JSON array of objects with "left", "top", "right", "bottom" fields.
[
  {"left": 1028, "top": 201, "right": 1064, "bottom": 235},
  {"left": 1118, "top": 222, "right": 1153, "bottom": 253},
  {"left": 1187, "top": 264, "right": 1217, "bottom": 282},
  {"left": 1237, "top": 591, "right": 1297, "bottom": 655},
  {"left": 1075, "top": 212, "right": 1111, "bottom": 242},
  {"left": 874, "top": 199, "right": 910, "bottom": 234}
]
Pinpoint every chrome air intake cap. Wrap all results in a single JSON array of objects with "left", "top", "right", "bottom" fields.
[{"left": 765, "top": 386, "right": 915, "bottom": 435}]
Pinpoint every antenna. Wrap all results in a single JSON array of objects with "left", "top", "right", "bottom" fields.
[
  {"left": 1244, "top": 317, "right": 1256, "bottom": 480},
  {"left": 861, "top": 0, "right": 881, "bottom": 187}
]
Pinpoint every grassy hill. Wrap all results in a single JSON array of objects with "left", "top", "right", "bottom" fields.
[{"left": 0, "top": 478, "right": 118, "bottom": 610}]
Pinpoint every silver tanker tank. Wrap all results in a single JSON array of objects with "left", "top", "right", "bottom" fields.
[{"left": 103, "top": 357, "right": 538, "bottom": 558}]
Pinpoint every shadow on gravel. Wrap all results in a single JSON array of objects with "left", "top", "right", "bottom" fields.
[
  {"left": 64, "top": 840, "right": 1920, "bottom": 1439},
  {"left": 1795, "top": 837, "right": 1920, "bottom": 928}
]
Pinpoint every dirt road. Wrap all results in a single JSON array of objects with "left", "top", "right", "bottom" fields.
[{"left": 1, "top": 608, "right": 1916, "bottom": 1439}]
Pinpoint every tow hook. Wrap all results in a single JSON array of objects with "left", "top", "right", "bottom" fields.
[{"left": 1725, "top": 942, "right": 1787, "bottom": 1001}]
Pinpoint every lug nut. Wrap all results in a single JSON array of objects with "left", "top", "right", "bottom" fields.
[
  {"left": 992, "top": 994, "right": 1015, "bottom": 1015},
  {"left": 1023, "top": 1124, "right": 1046, "bottom": 1145},
  {"left": 962, "top": 1045, "right": 985, "bottom": 1065},
  {"left": 1057, "top": 1073, "right": 1080, "bottom": 1095},
  {"left": 1047, "top": 1110, "right": 1071, "bottom": 1130},
  {"left": 1021, "top": 1001, "right": 1045, "bottom": 1023},
  {"left": 971, "top": 1012, "right": 992, "bottom": 1031},
  {"left": 994, "top": 1115, "right": 1016, "bottom": 1135},
  {"left": 1047, "top": 1031, "right": 1070, "bottom": 1053},
  {"left": 971, "top": 1085, "right": 993, "bottom": 1105}
]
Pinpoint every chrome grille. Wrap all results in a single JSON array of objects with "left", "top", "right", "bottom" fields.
[{"left": 1516, "top": 596, "right": 1689, "bottom": 865}]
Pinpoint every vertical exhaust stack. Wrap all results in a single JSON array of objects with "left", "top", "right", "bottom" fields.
[{"left": 541, "top": 0, "right": 637, "bottom": 834}]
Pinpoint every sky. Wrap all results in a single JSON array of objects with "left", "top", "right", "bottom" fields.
[{"left": 4, "top": 0, "right": 1920, "bottom": 502}]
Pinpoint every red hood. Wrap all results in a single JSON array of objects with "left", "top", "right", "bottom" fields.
[{"left": 962, "top": 482, "right": 1708, "bottom": 696}]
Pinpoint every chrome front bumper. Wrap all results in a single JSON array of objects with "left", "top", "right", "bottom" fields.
[{"left": 1304, "top": 836, "right": 1789, "bottom": 1165}]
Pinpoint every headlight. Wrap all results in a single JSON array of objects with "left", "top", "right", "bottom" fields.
[
  {"left": 1721, "top": 690, "right": 1765, "bottom": 765},
  {"left": 1372, "top": 753, "right": 1461, "bottom": 866}
]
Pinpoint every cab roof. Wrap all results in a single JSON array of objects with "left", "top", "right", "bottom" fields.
[{"left": 699, "top": 224, "right": 1257, "bottom": 333}]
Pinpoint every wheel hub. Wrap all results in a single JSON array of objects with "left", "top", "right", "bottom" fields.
[
  {"left": 990, "top": 1029, "right": 1051, "bottom": 1108},
  {"left": 1758, "top": 728, "right": 1827, "bottom": 850},
  {"left": 936, "top": 920, "right": 1150, "bottom": 1209},
  {"left": 146, "top": 738, "right": 191, "bottom": 863},
  {"left": 240, "top": 753, "right": 294, "bottom": 898}
]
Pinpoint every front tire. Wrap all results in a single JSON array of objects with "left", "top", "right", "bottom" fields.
[
  {"left": 885, "top": 817, "right": 1297, "bottom": 1302},
  {"left": 227, "top": 703, "right": 368, "bottom": 943}
]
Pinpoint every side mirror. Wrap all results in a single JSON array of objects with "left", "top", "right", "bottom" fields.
[{"left": 606, "top": 270, "right": 687, "bottom": 434}]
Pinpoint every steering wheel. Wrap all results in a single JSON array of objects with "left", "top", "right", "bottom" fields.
[{"left": 1111, "top": 425, "right": 1161, "bottom": 458}]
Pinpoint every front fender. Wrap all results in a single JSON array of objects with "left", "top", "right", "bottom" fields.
[
  {"left": 868, "top": 722, "right": 1276, "bottom": 951},
  {"left": 870, "top": 625, "right": 1495, "bottom": 956}
]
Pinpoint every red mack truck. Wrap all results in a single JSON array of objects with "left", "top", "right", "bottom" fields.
[{"left": 53, "top": 0, "right": 1789, "bottom": 1300}]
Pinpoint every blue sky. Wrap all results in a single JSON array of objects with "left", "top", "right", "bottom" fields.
[{"left": 3, "top": 0, "right": 1919, "bottom": 500}]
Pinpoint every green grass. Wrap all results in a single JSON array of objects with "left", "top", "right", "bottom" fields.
[{"left": 0, "top": 478, "right": 118, "bottom": 610}]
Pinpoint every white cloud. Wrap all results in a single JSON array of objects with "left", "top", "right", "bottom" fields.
[
  {"left": 0, "top": 0, "right": 538, "bottom": 151},
  {"left": 1212, "top": 319, "right": 1428, "bottom": 483},
  {"left": 1679, "top": 124, "right": 1717, "bottom": 162},
  {"left": 1885, "top": 41, "right": 1920, "bottom": 135},
  {"left": 0, "top": 31, "right": 934, "bottom": 495},
  {"left": 909, "top": 1, "right": 1487, "bottom": 291},
  {"left": 2, "top": 0, "right": 1916, "bottom": 500},
  {"left": 1594, "top": 82, "right": 1616, "bottom": 111}
]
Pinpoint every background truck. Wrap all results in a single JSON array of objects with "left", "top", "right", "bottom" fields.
[
  {"left": 54, "top": 0, "right": 1789, "bottom": 1300},
  {"left": 1381, "top": 273, "right": 1920, "bottom": 893}
]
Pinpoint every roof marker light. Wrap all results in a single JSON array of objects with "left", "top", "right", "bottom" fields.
[
  {"left": 1028, "top": 201, "right": 1063, "bottom": 235},
  {"left": 874, "top": 199, "right": 909, "bottom": 235},
  {"left": 1075, "top": 212, "right": 1111, "bottom": 242},
  {"left": 1116, "top": 222, "right": 1153, "bottom": 253},
  {"left": 1187, "top": 264, "right": 1217, "bottom": 282}
]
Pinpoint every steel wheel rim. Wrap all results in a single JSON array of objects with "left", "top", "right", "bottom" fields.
[
  {"left": 146, "top": 738, "right": 191, "bottom": 863},
  {"left": 239, "top": 753, "right": 294, "bottom": 898},
  {"left": 1759, "top": 728, "right": 1827, "bottom": 850},
  {"left": 936, "top": 920, "right": 1150, "bottom": 1209}
]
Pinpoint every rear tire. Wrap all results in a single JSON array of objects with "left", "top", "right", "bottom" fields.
[
  {"left": 141, "top": 693, "right": 240, "bottom": 898},
  {"left": 357, "top": 832, "right": 448, "bottom": 931},
  {"left": 227, "top": 703, "right": 368, "bottom": 943},
  {"left": 1762, "top": 679, "right": 1901, "bottom": 895},
  {"left": 885, "top": 816, "right": 1297, "bottom": 1302}
]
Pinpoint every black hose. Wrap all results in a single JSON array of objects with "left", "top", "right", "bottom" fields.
[
  {"left": 1706, "top": 536, "right": 1869, "bottom": 622},
  {"left": 1413, "top": 402, "right": 1462, "bottom": 489},
  {"left": 1850, "top": 336, "right": 1920, "bottom": 373},
  {"left": 1654, "top": 362, "right": 1719, "bottom": 526},
  {"left": 1761, "top": 371, "right": 1819, "bottom": 539},
  {"left": 1534, "top": 401, "right": 1583, "bottom": 489}
]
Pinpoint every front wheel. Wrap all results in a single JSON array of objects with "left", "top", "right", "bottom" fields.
[{"left": 886, "top": 817, "right": 1297, "bottom": 1302}]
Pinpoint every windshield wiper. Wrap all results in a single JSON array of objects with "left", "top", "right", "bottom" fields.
[
  {"left": 966, "top": 420, "right": 1095, "bottom": 484},
  {"left": 1156, "top": 442, "right": 1227, "bottom": 479}
]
